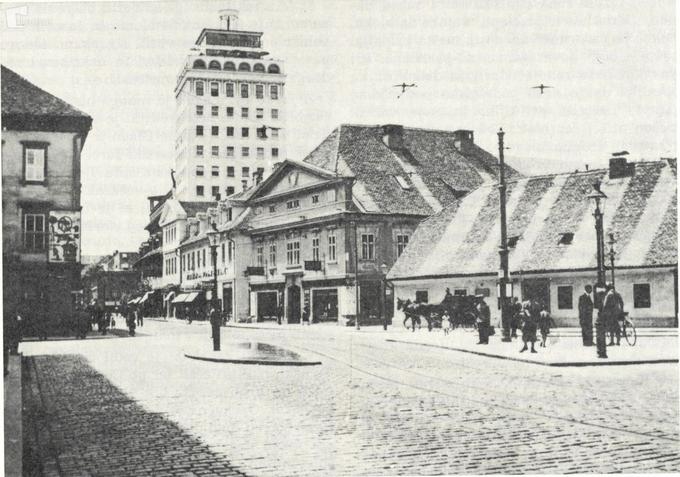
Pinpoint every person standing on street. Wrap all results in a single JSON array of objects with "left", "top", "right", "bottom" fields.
[
  {"left": 578, "top": 285, "right": 594, "bottom": 346},
  {"left": 602, "top": 283, "right": 624, "bottom": 346},
  {"left": 510, "top": 297, "right": 521, "bottom": 338},
  {"left": 126, "top": 307, "right": 136, "bottom": 337},
  {"left": 538, "top": 303, "right": 551, "bottom": 348},
  {"left": 476, "top": 295, "right": 491, "bottom": 344},
  {"left": 209, "top": 305, "right": 221, "bottom": 350},
  {"left": 520, "top": 300, "right": 538, "bottom": 353}
]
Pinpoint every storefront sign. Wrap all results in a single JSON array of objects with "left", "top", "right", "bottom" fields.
[{"left": 48, "top": 211, "right": 81, "bottom": 263}]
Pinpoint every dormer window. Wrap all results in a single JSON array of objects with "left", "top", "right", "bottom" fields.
[
  {"left": 507, "top": 235, "right": 520, "bottom": 248},
  {"left": 558, "top": 232, "right": 574, "bottom": 245},
  {"left": 287, "top": 199, "right": 300, "bottom": 210},
  {"left": 394, "top": 175, "right": 411, "bottom": 190},
  {"left": 269, "top": 205, "right": 276, "bottom": 213}
]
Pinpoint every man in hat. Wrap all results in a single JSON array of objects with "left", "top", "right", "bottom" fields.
[
  {"left": 602, "top": 283, "right": 624, "bottom": 346},
  {"left": 475, "top": 295, "right": 491, "bottom": 344},
  {"left": 578, "top": 285, "right": 595, "bottom": 346}
]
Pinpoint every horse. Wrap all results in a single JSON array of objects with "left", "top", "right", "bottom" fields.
[{"left": 397, "top": 298, "right": 441, "bottom": 332}]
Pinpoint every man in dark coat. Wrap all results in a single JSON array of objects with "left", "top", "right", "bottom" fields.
[
  {"left": 476, "top": 296, "right": 491, "bottom": 344},
  {"left": 209, "top": 305, "right": 221, "bottom": 351},
  {"left": 602, "top": 284, "right": 624, "bottom": 346},
  {"left": 578, "top": 285, "right": 594, "bottom": 346}
]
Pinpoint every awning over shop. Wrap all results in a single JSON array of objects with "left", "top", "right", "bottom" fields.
[
  {"left": 184, "top": 292, "right": 202, "bottom": 303},
  {"left": 163, "top": 292, "right": 175, "bottom": 303},
  {"left": 138, "top": 291, "right": 152, "bottom": 304},
  {"left": 128, "top": 297, "right": 140, "bottom": 305},
  {"left": 172, "top": 293, "right": 189, "bottom": 304}
]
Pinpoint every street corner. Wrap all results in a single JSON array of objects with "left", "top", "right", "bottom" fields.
[{"left": 183, "top": 340, "right": 322, "bottom": 366}]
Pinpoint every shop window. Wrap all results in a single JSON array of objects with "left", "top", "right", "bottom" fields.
[
  {"left": 633, "top": 283, "right": 651, "bottom": 308},
  {"left": 415, "top": 290, "right": 428, "bottom": 303},
  {"left": 557, "top": 285, "right": 573, "bottom": 309},
  {"left": 23, "top": 213, "right": 46, "bottom": 251}
]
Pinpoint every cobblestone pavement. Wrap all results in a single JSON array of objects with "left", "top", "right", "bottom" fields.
[
  {"left": 23, "top": 354, "right": 246, "bottom": 477},
  {"left": 21, "top": 321, "right": 680, "bottom": 476}
]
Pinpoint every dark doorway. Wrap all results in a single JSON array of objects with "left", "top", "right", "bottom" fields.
[
  {"left": 522, "top": 278, "right": 551, "bottom": 311},
  {"left": 222, "top": 287, "right": 233, "bottom": 318},
  {"left": 257, "top": 291, "right": 278, "bottom": 321},
  {"left": 360, "top": 281, "right": 381, "bottom": 321},
  {"left": 287, "top": 285, "right": 301, "bottom": 323},
  {"left": 312, "top": 289, "right": 338, "bottom": 322}
]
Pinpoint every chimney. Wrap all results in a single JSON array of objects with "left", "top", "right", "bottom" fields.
[
  {"left": 381, "top": 124, "right": 404, "bottom": 150},
  {"left": 609, "top": 151, "right": 635, "bottom": 179},
  {"left": 452, "top": 130, "right": 474, "bottom": 151},
  {"left": 219, "top": 9, "right": 239, "bottom": 30}
]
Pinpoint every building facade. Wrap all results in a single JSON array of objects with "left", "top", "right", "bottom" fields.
[
  {"left": 388, "top": 157, "right": 678, "bottom": 327},
  {"left": 1, "top": 65, "right": 92, "bottom": 334},
  {"left": 173, "top": 9, "right": 286, "bottom": 202}
]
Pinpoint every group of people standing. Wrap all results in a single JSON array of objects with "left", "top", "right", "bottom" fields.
[{"left": 578, "top": 283, "right": 625, "bottom": 358}]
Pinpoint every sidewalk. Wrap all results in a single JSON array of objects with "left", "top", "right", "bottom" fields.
[{"left": 223, "top": 321, "right": 679, "bottom": 366}]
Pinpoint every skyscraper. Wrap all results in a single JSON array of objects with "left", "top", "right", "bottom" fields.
[{"left": 174, "top": 9, "right": 285, "bottom": 201}]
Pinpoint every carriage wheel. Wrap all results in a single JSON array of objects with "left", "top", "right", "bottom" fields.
[{"left": 624, "top": 320, "right": 637, "bottom": 346}]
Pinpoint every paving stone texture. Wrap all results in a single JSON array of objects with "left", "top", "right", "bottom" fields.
[{"left": 20, "top": 320, "right": 680, "bottom": 476}]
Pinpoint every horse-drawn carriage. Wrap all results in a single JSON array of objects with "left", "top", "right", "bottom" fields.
[{"left": 397, "top": 294, "right": 480, "bottom": 332}]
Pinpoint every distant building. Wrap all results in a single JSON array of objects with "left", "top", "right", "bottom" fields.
[
  {"left": 388, "top": 157, "right": 678, "bottom": 327},
  {"left": 173, "top": 9, "right": 286, "bottom": 202},
  {"left": 99, "top": 250, "right": 139, "bottom": 271},
  {"left": 1, "top": 65, "right": 92, "bottom": 334}
]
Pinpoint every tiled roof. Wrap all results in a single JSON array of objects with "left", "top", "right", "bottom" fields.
[
  {"left": 389, "top": 159, "right": 677, "bottom": 280},
  {"left": 1, "top": 65, "right": 92, "bottom": 133},
  {"left": 303, "top": 124, "right": 521, "bottom": 216}
]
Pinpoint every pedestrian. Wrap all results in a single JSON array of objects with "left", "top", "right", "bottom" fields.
[
  {"left": 302, "top": 303, "right": 310, "bottom": 325},
  {"left": 185, "top": 306, "right": 192, "bottom": 324},
  {"left": 137, "top": 307, "right": 143, "bottom": 327},
  {"left": 475, "top": 295, "right": 491, "bottom": 344},
  {"left": 510, "top": 296, "right": 521, "bottom": 338},
  {"left": 538, "top": 303, "right": 551, "bottom": 348},
  {"left": 276, "top": 301, "right": 283, "bottom": 325},
  {"left": 126, "top": 307, "right": 136, "bottom": 337},
  {"left": 74, "top": 304, "right": 89, "bottom": 339},
  {"left": 520, "top": 300, "right": 538, "bottom": 353},
  {"left": 209, "top": 305, "right": 221, "bottom": 350},
  {"left": 578, "top": 285, "right": 595, "bottom": 346},
  {"left": 602, "top": 283, "right": 624, "bottom": 346}
]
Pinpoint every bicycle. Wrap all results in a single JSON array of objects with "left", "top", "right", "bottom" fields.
[{"left": 619, "top": 313, "right": 637, "bottom": 346}]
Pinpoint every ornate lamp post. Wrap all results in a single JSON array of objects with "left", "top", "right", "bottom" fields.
[
  {"left": 587, "top": 181, "right": 608, "bottom": 358},
  {"left": 607, "top": 233, "right": 617, "bottom": 287},
  {"left": 380, "top": 262, "right": 389, "bottom": 331},
  {"left": 497, "top": 128, "right": 512, "bottom": 342},
  {"left": 207, "top": 224, "right": 221, "bottom": 351}
]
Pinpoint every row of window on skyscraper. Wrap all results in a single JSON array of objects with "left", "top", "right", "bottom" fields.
[
  {"left": 195, "top": 145, "right": 278, "bottom": 158},
  {"left": 196, "top": 106, "right": 279, "bottom": 120},
  {"left": 196, "top": 165, "right": 263, "bottom": 178},
  {"left": 195, "top": 81, "right": 279, "bottom": 99},
  {"left": 193, "top": 59, "right": 280, "bottom": 74},
  {"left": 196, "top": 185, "right": 238, "bottom": 198}
]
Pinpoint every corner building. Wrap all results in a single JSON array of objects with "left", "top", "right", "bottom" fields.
[{"left": 174, "top": 9, "right": 286, "bottom": 202}]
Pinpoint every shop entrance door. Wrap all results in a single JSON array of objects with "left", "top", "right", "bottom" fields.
[
  {"left": 312, "top": 289, "right": 338, "bottom": 322},
  {"left": 257, "top": 291, "right": 278, "bottom": 321},
  {"left": 522, "top": 279, "right": 551, "bottom": 311},
  {"left": 287, "top": 285, "right": 301, "bottom": 323}
]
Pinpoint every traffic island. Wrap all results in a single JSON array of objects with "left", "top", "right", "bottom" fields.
[
  {"left": 386, "top": 332, "right": 678, "bottom": 367},
  {"left": 184, "top": 341, "right": 322, "bottom": 366}
]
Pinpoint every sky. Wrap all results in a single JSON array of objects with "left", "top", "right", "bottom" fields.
[{"left": 1, "top": 0, "right": 675, "bottom": 255}]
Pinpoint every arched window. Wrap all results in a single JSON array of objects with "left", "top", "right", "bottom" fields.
[
  {"left": 253, "top": 63, "right": 265, "bottom": 73},
  {"left": 193, "top": 59, "right": 206, "bottom": 69},
  {"left": 267, "top": 64, "right": 280, "bottom": 74},
  {"left": 238, "top": 62, "right": 251, "bottom": 72},
  {"left": 208, "top": 60, "right": 221, "bottom": 70},
  {"left": 224, "top": 61, "right": 236, "bottom": 71}
]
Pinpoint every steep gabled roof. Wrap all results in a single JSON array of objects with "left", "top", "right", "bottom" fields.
[
  {"left": 303, "top": 124, "right": 521, "bottom": 216},
  {"left": 1, "top": 65, "right": 92, "bottom": 134},
  {"left": 389, "top": 159, "right": 677, "bottom": 280}
]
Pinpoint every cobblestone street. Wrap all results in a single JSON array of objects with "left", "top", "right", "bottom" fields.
[{"left": 21, "top": 321, "right": 680, "bottom": 476}]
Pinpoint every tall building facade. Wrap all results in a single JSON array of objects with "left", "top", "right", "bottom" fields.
[{"left": 174, "top": 9, "right": 286, "bottom": 202}]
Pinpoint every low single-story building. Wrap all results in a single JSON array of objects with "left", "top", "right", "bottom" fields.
[{"left": 388, "top": 157, "right": 677, "bottom": 327}]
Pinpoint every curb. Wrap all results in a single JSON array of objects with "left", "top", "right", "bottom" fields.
[
  {"left": 184, "top": 353, "right": 321, "bottom": 366},
  {"left": 386, "top": 339, "right": 679, "bottom": 367}
]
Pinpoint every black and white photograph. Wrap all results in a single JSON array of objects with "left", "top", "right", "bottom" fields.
[{"left": 1, "top": 0, "right": 677, "bottom": 475}]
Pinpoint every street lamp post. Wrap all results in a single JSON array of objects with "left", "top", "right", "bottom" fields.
[
  {"left": 207, "top": 224, "right": 221, "bottom": 351},
  {"left": 351, "top": 220, "right": 360, "bottom": 331},
  {"left": 380, "top": 262, "right": 389, "bottom": 331},
  {"left": 497, "top": 128, "right": 512, "bottom": 342},
  {"left": 607, "top": 233, "right": 617, "bottom": 287},
  {"left": 588, "top": 181, "right": 608, "bottom": 358}
]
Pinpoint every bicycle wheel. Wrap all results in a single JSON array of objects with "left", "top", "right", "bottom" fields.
[{"left": 624, "top": 320, "right": 637, "bottom": 346}]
